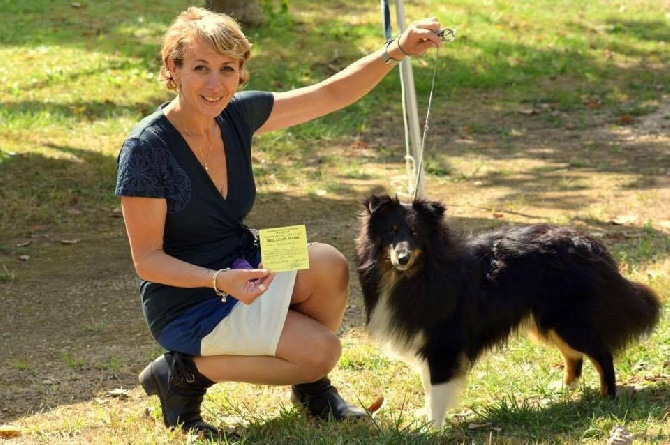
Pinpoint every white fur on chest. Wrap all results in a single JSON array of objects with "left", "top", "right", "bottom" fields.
[{"left": 366, "top": 275, "right": 426, "bottom": 367}]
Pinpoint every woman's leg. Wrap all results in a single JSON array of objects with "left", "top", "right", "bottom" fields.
[
  {"left": 139, "top": 242, "right": 363, "bottom": 433},
  {"left": 138, "top": 309, "right": 342, "bottom": 437},
  {"left": 194, "top": 242, "right": 350, "bottom": 384},
  {"left": 194, "top": 243, "right": 366, "bottom": 419},
  {"left": 193, "top": 310, "right": 341, "bottom": 385},
  {"left": 290, "top": 242, "right": 350, "bottom": 333}
]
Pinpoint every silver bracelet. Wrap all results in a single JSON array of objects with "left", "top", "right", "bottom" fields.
[
  {"left": 212, "top": 268, "right": 230, "bottom": 301},
  {"left": 381, "top": 39, "right": 401, "bottom": 65}
]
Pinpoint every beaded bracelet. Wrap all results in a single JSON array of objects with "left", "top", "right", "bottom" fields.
[{"left": 212, "top": 268, "right": 230, "bottom": 301}]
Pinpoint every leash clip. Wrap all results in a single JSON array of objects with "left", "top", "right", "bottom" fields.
[{"left": 435, "top": 27, "right": 457, "bottom": 42}]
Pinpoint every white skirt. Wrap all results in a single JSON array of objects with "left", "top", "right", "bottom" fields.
[{"left": 200, "top": 270, "right": 297, "bottom": 356}]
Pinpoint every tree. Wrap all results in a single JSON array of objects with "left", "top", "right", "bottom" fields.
[{"left": 205, "top": 0, "right": 266, "bottom": 26}]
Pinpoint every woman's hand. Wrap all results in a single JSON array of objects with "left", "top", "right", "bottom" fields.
[
  {"left": 396, "top": 17, "right": 444, "bottom": 56},
  {"left": 216, "top": 268, "right": 275, "bottom": 305}
]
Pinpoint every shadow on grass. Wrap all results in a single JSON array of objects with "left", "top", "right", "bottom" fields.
[
  {"left": 451, "top": 384, "right": 670, "bottom": 443},
  {"left": 207, "top": 383, "right": 670, "bottom": 444},
  {"left": 0, "top": 146, "right": 119, "bottom": 241}
]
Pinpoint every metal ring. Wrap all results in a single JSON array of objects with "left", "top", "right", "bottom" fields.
[{"left": 435, "top": 27, "right": 457, "bottom": 42}]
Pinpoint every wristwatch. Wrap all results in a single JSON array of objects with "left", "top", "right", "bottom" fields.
[{"left": 381, "top": 39, "right": 400, "bottom": 66}]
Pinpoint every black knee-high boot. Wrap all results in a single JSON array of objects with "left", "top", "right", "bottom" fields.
[
  {"left": 291, "top": 376, "right": 368, "bottom": 420},
  {"left": 139, "top": 352, "right": 219, "bottom": 438}
]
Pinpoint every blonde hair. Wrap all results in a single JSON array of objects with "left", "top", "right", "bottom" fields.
[{"left": 159, "top": 6, "right": 252, "bottom": 90}]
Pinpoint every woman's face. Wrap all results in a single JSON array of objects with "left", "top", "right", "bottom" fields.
[{"left": 170, "top": 36, "right": 241, "bottom": 119}]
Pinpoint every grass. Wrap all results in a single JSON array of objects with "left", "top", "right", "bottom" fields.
[{"left": 1, "top": 0, "right": 668, "bottom": 444}]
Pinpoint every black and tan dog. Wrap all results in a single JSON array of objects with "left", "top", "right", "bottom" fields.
[{"left": 355, "top": 193, "right": 661, "bottom": 429}]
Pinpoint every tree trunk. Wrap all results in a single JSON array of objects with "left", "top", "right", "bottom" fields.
[{"left": 204, "top": 0, "right": 266, "bottom": 26}]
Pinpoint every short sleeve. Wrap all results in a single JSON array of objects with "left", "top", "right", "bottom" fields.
[
  {"left": 227, "top": 91, "right": 274, "bottom": 133},
  {"left": 116, "top": 137, "right": 192, "bottom": 213},
  {"left": 115, "top": 138, "right": 165, "bottom": 198}
]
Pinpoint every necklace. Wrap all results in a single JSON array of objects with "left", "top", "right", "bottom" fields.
[{"left": 183, "top": 125, "right": 214, "bottom": 171}]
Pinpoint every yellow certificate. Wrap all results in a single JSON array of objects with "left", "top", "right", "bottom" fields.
[{"left": 258, "top": 225, "right": 310, "bottom": 272}]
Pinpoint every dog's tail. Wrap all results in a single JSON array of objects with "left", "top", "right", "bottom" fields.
[
  {"left": 629, "top": 282, "right": 662, "bottom": 333},
  {"left": 604, "top": 281, "right": 662, "bottom": 351}
]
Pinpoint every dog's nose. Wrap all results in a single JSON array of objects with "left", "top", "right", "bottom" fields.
[
  {"left": 396, "top": 246, "right": 411, "bottom": 265},
  {"left": 397, "top": 252, "right": 410, "bottom": 265}
]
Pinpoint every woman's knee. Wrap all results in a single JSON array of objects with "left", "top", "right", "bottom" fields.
[
  {"left": 301, "top": 333, "right": 342, "bottom": 381},
  {"left": 310, "top": 243, "right": 349, "bottom": 290},
  {"left": 278, "top": 313, "right": 343, "bottom": 379}
]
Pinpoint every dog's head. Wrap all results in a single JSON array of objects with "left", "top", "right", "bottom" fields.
[{"left": 361, "top": 194, "right": 446, "bottom": 273}]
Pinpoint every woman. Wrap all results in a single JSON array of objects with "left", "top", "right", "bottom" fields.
[{"left": 115, "top": 6, "right": 443, "bottom": 439}]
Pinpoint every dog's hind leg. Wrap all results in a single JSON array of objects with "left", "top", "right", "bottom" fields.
[
  {"left": 586, "top": 351, "right": 616, "bottom": 397},
  {"left": 562, "top": 354, "right": 583, "bottom": 389},
  {"left": 533, "top": 329, "right": 584, "bottom": 391},
  {"left": 550, "top": 332, "right": 584, "bottom": 389},
  {"left": 547, "top": 329, "right": 616, "bottom": 396}
]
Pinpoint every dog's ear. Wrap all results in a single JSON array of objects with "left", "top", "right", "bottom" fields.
[
  {"left": 364, "top": 194, "right": 395, "bottom": 214},
  {"left": 414, "top": 198, "right": 446, "bottom": 220}
]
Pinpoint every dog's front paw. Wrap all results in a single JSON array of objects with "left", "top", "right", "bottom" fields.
[
  {"left": 413, "top": 406, "right": 427, "bottom": 419},
  {"left": 429, "top": 417, "right": 446, "bottom": 430},
  {"left": 413, "top": 406, "right": 445, "bottom": 430}
]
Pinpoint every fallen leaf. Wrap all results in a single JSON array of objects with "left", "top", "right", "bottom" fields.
[
  {"left": 367, "top": 395, "right": 384, "bottom": 413},
  {"left": 350, "top": 137, "right": 368, "bottom": 149},
  {"left": 18, "top": 255, "right": 30, "bottom": 261},
  {"left": 60, "top": 239, "right": 80, "bottom": 245},
  {"left": 144, "top": 407, "right": 155, "bottom": 421},
  {"left": 493, "top": 212, "right": 504, "bottom": 219},
  {"left": 619, "top": 114, "right": 636, "bottom": 125},
  {"left": 0, "top": 425, "right": 21, "bottom": 438},
  {"left": 585, "top": 100, "right": 601, "bottom": 109},
  {"left": 16, "top": 240, "right": 31, "bottom": 247}
]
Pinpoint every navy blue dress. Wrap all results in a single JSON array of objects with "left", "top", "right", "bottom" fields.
[{"left": 115, "top": 91, "right": 274, "bottom": 351}]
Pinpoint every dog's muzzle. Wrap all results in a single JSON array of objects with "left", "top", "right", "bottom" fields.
[{"left": 389, "top": 241, "right": 413, "bottom": 271}]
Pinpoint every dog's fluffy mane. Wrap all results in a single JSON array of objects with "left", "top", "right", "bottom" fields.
[{"left": 356, "top": 194, "right": 477, "bottom": 345}]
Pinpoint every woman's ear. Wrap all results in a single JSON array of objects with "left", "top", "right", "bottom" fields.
[{"left": 166, "top": 57, "right": 178, "bottom": 83}]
